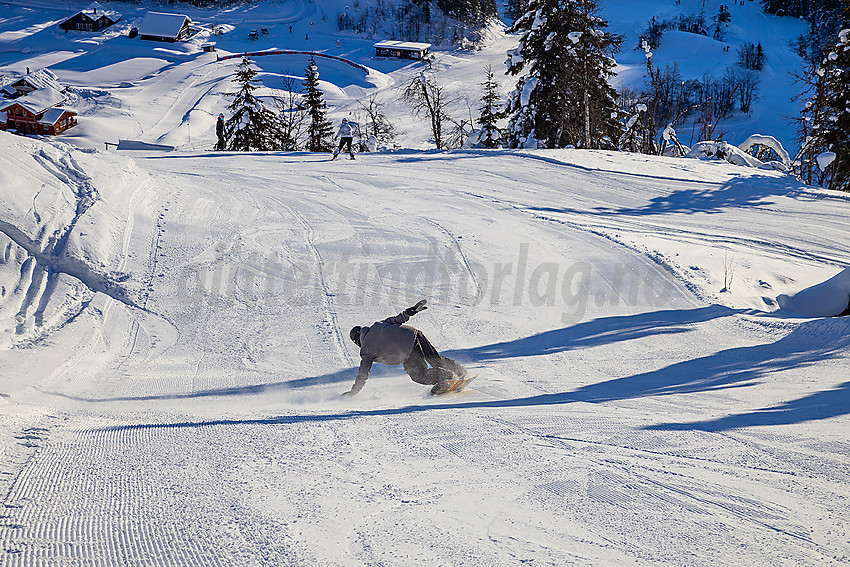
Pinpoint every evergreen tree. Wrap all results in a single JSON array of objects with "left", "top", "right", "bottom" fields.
[
  {"left": 504, "top": 0, "right": 623, "bottom": 149},
  {"left": 437, "top": 0, "right": 497, "bottom": 27},
  {"left": 794, "top": 27, "right": 850, "bottom": 190},
  {"left": 476, "top": 65, "right": 505, "bottom": 147},
  {"left": 224, "top": 57, "right": 280, "bottom": 151},
  {"left": 302, "top": 57, "right": 334, "bottom": 152},
  {"left": 738, "top": 43, "right": 767, "bottom": 70}
]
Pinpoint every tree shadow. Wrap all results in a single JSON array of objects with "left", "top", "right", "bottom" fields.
[
  {"left": 530, "top": 172, "right": 808, "bottom": 217},
  {"left": 647, "top": 381, "right": 850, "bottom": 432},
  {"left": 96, "top": 307, "right": 850, "bottom": 434},
  {"left": 447, "top": 305, "right": 738, "bottom": 362},
  {"left": 38, "top": 367, "right": 355, "bottom": 403},
  {"left": 567, "top": 316, "right": 848, "bottom": 404}
]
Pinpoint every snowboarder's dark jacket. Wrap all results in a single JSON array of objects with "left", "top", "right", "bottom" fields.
[
  {"left": 216, "top": 117, "right": 224, "bottom": 137},
  {"left": 352, "top": 310, "right": 416, "bottom": 392}
]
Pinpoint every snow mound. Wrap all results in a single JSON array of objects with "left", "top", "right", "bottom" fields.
[
  {"left": 777, "top": 267, "right": 850, "bottom": 317},
  {"left": 687, "top": 141, "right": 763, "bottom": 167}
]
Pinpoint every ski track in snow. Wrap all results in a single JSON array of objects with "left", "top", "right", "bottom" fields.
[
  {"left": 2, "top": 150, "right": 848, "bottom": 565},
  {"left": 1, "top": 0, "right": 850, "bottom": 560}
]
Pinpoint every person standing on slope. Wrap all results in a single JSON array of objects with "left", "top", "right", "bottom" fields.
[
  {"left": 332, "top": 117, "right": 357, "bottom": 160},
  {"left": 215, "top": 113, "right": 226, "bottom": 150},
  {"left": 343, "top": 300, "right": 468, "bottom": 396}
]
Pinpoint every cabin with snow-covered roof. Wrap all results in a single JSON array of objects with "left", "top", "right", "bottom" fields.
[
  {"left": 374, "top": 41, "right": 431, "bottom": 59},
  {"left": 0, "top": 68, "right": 64, "bottom": 99},
  {"left": 59, "top": 5, "right": 121, "bottom": 32},
  {"left": 0, "top": 87, "right": 76, "bottom": 135},
  {"left": 138, "top": 12, "right": 192, "bottom": 42}
]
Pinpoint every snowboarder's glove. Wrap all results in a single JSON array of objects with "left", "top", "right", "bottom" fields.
[
  {"left": 404, "top": 299, "right": 427, "bottom": 317},
  {"left": 342, "top": 379, "right": 365, "bottom": 397}
]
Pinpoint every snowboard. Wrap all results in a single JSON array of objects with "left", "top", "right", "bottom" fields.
[{"left": 430, "top": 375, "right": 477, "bottom": 396}]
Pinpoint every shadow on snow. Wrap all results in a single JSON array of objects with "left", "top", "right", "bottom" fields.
[{"left": 97, "top": 305, "right": 850, "bottom": 433}]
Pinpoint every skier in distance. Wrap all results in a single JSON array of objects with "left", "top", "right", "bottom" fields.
[
  {"left": 343, "top": 300, "right": 468, "bottom": 396},
  {"left": 332, "top": 117, "right": 357, "bottom": 160},
  {"left": 215, "top": 113, "right": 225, "bottom": 150}
]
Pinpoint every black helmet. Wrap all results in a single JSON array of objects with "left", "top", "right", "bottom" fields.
[{"left": 349, "top": 326, "right": 362, "bottom": 346}]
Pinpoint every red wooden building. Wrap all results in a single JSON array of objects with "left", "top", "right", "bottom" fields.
[{"left": 0, "top": 87, "right": 77, "bottom": 135}]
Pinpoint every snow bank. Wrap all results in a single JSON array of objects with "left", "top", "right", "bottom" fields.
[
  {"left": 777, "top": 267, "right": 850, "bottom": 317},
  {"left": 687, "top": 140, "right": 763, "bottom": 167},
  {"left": 685, "top": 138, "right": 793, "bottom": 171}
]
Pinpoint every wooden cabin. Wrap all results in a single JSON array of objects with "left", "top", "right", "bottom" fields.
[
  {"left": 59, "top": 5, "right": 121, "bottom": 32},
  {"left": 0, "top": 88, "right": 76, "bottom": 135},
  {"left": 138, "top": 12, "right": 192, "bottom": 42},
  {"left": 0, "top": 68, "right": 64, "bottom": 99},
  {"left": 374, "top": 41, "right": 431, "bottom": 60}
]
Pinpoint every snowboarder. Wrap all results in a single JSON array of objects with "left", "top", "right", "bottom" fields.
[
  {"left": 215, "top": 113, "right": 225, "bottom": 150},
  {"left": 332, "top": 117, "right": 357, "bottom": 160},
  {"left": 343, "top": 300, "right": 468, "bottom": 396}
]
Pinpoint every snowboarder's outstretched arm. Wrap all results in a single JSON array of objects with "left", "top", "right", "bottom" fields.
[{"left": 381, "top": 299, "right": 427, "bottom": 325}]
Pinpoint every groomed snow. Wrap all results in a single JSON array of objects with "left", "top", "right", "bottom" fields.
[
  {"left": 1, "top": 0, "right": 849, "bottom": 565},
  {"left": 1, "top": 134, "right": 850, "bottom": 565}
]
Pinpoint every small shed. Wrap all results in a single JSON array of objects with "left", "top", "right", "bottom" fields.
[
  {"left": 59, "top": 5, "right": 121, "bottom": 32},
  {"left": 138, "top": 12, "right": 192, "bottom": 42},
  {"left": 116, "top": 140, "right": 175, "bottom": 151},
  {"left": 374, "top": 41, "right": 431, "bottom": 60},
  {"left": 0, "top": 87, "right": 76, "bottom": 135}
]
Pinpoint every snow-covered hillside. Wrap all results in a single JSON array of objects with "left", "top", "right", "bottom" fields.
[
  {"left": 608, "top": 0, "right": 808, "bottom": 152},
  {"left": 2, "top": 130, "right": 850, "bottom": 564},
  {"left": 1, "top": 0, "right": 849, "bottom": 565},
  {"left": 0, "top": 0, "right": 811, "bottom": 153}
]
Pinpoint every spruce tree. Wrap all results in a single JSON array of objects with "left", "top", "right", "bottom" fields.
[
  {"left": 755, "top": 43, "right": 766, "bottom": 70},
  {"left": 476, "top": 65, "right": 505, "bottom": 147},
  {"left": 224, "top": 57, "right": 280, "bottom": 151},
  {"left": 437, "top": 0, "right": 497, "bottom": 27},
  {"left": 809, "top": 28, "right": 850, "bottom": 191},
  {"left": 302, "top": 57, "right": 334, "bottom": 153},
  {"left": 505, "top": 0, "right": 623, "bottom": 149},
  {"left": 794, "top": 27, "right": 850, "bottom": 190}
]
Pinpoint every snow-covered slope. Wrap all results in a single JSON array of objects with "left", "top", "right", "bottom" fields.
[
  {"left": 606, "top": 0, "right": 808, "bottom": 152},
  {"left": 1, "top": 133, "right": 849, "bottom": 564},
  {"left": 0, "top": 0, "right": 812, "bottom": 153},
  {"left": 1, "top": 1, "right": 849, "bottom": 565}
]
